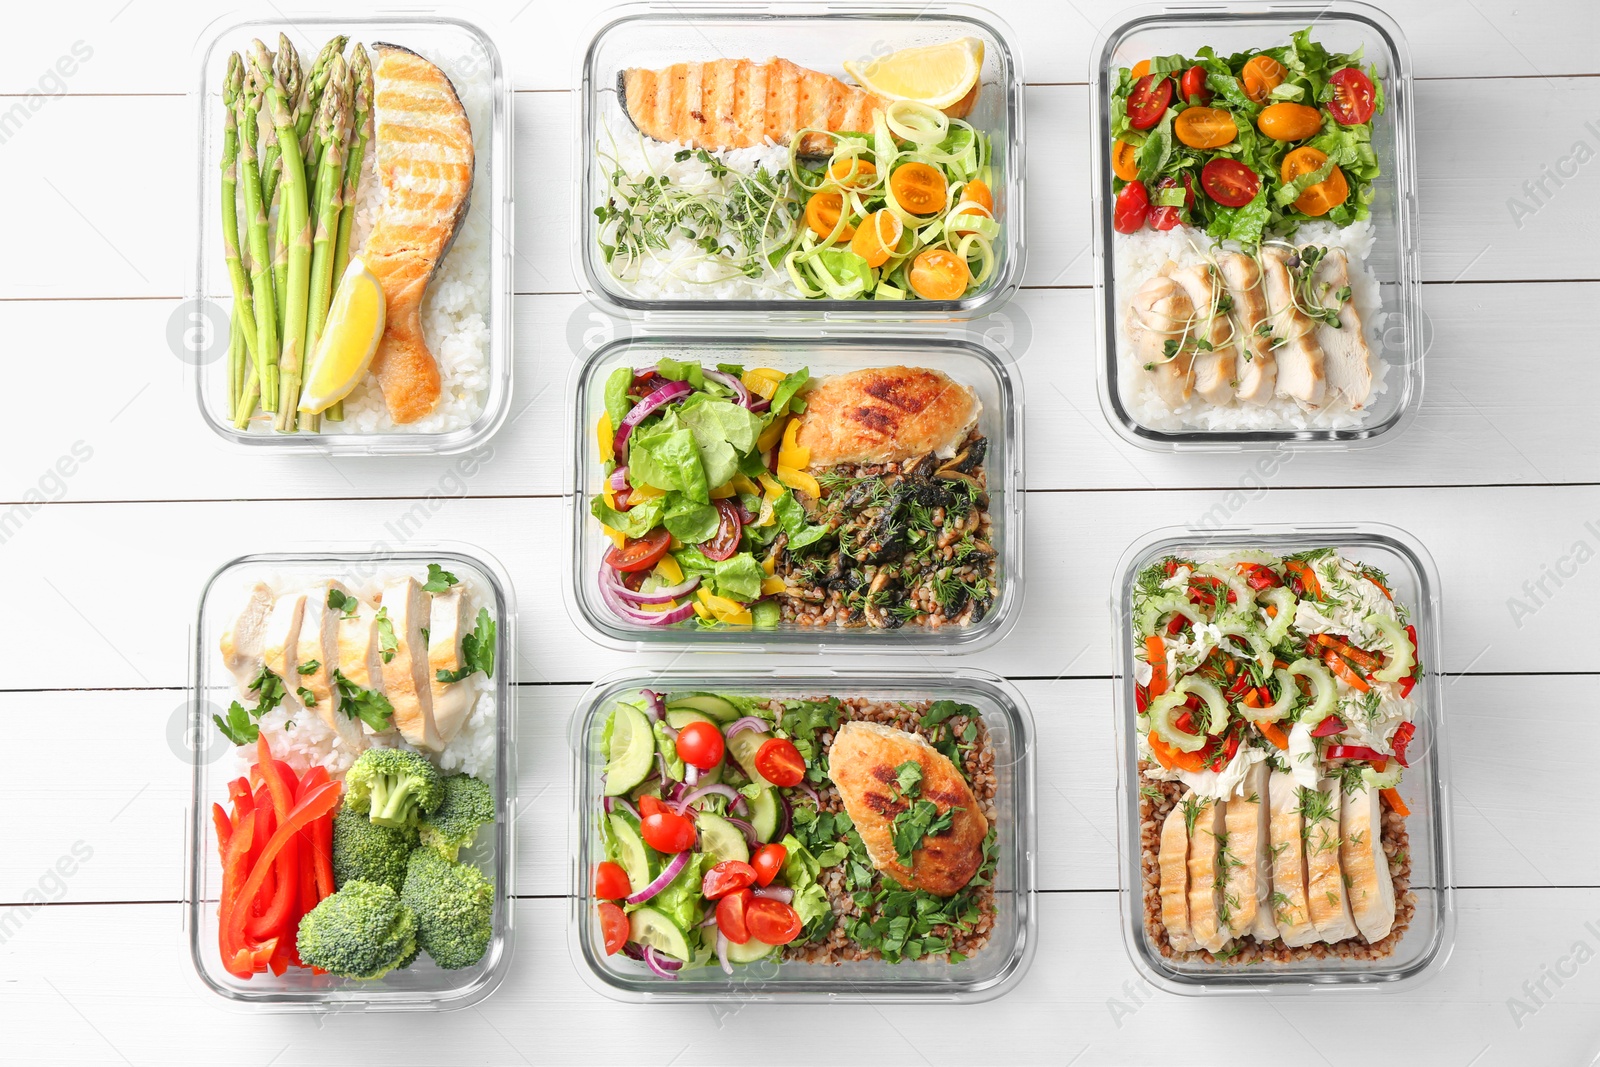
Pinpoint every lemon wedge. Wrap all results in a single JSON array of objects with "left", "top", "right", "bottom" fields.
[
  {"left": 844, "top": 37, "right": 984, "bottom": 111},
  {"left": 297, "top": 256, "right": 386, "bottom": 415}
]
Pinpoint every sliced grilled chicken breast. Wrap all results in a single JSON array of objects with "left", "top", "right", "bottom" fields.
[
  {"left": 1310, "top": 248, "right": 1373, "bottom": 409},
  {"left": 427, "top": 585, "right": 476, "bottom": 750},
  {"left": 1268, "top": 770, "right": 1318, "bottom": 947},
  {"left": 1216, "top": 251, "right": 1277, "bottom": 405},
  {"left": 1340, "top": 782, "right": 1397, "bottom": 943},
  {"left": 1159, "top": 796, "right": 1198, "bottom": 953},
  {"left": 260, "top": 593, "right": 308, "bottom": 710},
  {"left": 302, "top": 582, "right": 367, "bottom": 754},
  {"left": 378, "top": 577, "right": 440, "bottom": 751},
  {"left": 1171, "top": 263, "right": 1238, "bottom": 406},
  {"left": 1305, "top": 778, "right": 1359, "bottom": 943},
  {"left": 336, "top": 599, "right": 388, "bottom": 734},
  {"left": 1261, "top": 247, "right": 1327, "bottom": 407},
  {"left": 1222, "top": 762, "right": 1278, "bottom": 941},
  {"left": 220, "top": 582, "right": 275, "bottom": 693},
  {"left": 1187, "top": 797, "right": 1230, "bottom": 953},
  {"left": 1126, "top": 267, "right": 1197, "bottom": 409}
]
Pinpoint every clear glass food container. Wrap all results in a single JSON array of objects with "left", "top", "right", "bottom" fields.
[
  {"left": 1111, "top": 523, "right": 1454, "bottom": 993},
  {"left": 1090, "top": 2, "right": 1422, "bottom": 450},
  {"left": 185, "top": 544, "right": 517, "bottom": 1011},
  {"left": 574, "top": 2, "right": 1026, "bottom": 322},
  {"left": 191, "top": 11, "right": 514, "bottom": 454},
  {"left": 564, "top": 334, "right": 1024, "bottom": 653},
  {"left": 568, "top": 667, "right": 1037, "bottom": 1001}
]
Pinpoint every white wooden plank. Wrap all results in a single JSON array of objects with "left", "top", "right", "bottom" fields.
[
  {"left": 4, "top": 0, "right": 1597, "bottom": 95},
  {"left": 3, "top": 281, "right": 1596, "bottom": 506},
  {"left": 1, "top": 487, "right": 1593, "bottom": 687},
  {"left": 0, "top": 675, "right": 1586, "bottom": 904},
  {"left": 1, "top": 892, "right": 1597, "bottom": 1066},
  {"left": 7, "top": 79, "right": 1600, "bottom": 301}
]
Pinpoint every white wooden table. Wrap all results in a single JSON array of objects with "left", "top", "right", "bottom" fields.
[{"left": 3, "top": 0, "right": 1600, "bottom": 1063}]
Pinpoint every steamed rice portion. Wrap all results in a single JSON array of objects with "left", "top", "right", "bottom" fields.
[
  {"left": 220, "top": 564, "right": 498, "bottom": 785},
  {"left": 335, "top": 43, "right": 494, "bottom": 437},
  {"left": 597, "top": 117, "right": 802, "bottom": 301},
  {"left": 1113, "top": 219, "right": 1388, "bottom": 433}
]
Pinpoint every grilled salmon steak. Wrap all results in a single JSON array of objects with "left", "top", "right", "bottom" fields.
[
  {"left": 363, "top": 43, "right": 474, "bottom": 424},
  {"left": 620, "top": 57, "right": 887, "bottom": 157}
]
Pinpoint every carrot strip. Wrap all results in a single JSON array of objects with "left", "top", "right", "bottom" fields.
[
  {"left": 1145, "top": 635, "right": 1169, "bottom": 697},
  {"left": 1257, "top": 721, "right": 1290, "bottom": 750},
  {"left": 1380, "top": 787, "right": 1410, "bottom": 816},
  {"left": 1148, "top": 731, "right": 1208, "bottom": 772},
  {"left": 1324, "top": 649, "right": 1372, "bottom": 692}
]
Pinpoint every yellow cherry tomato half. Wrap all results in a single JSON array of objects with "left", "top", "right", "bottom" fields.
[
  {"left": 827, "top": 157, "right": 878, "bottom": 188},
  {"left": 1257, "top": 101, "right": 1324, "bottom": 141},
  {"left": 804, "top": 190, "right": 856, "bottom": 240},
  {"left": 908, "top": 248, "right": 970, "bottom": 300},
  {"left": 1112, "top": 139, "right": 1140, "bottom": 181},
  {"left": 848, "top": 209, "right": 903, "bottom": 268},
  {"left": 1131, "top": 59, "right": 1152, "bottom": 78},
  {"left": 961, "top": 179, "right": 994, "bottom": 215},
  {"left": 889, "top": 162, "right": 948, "bottom": 216},
  {"left": 1241, "top": 54, "right": 1286, "bottom": 104},
  {"left": 1280, "top": 145, "right": 1350, "bottom": 217},
  {"left": 1173, "top": 106, "right": 1237, "bottom": 149}
]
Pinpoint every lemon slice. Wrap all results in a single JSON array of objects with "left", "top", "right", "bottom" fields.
[
  {"left": 297, "top": 256, "right": 386, "bottom": 415},
  {"left": 844, "top": 37, "right": 984, "bottom": 111}
]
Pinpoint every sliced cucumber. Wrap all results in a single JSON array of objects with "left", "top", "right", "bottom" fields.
[
  {"left": 726, "top": 727, "right": 775, "bottom": 786},
  {"left": 724, "top": 937, "right": 775, "bottom": 964},
  {"left": 628, "top": 906, "right": 692, "bottom": 962},
  {"left": 666, "top": 693, "right": 742, "bottom": 723},
  {"left": 751, "top": 601, "right": 780, "bottom": 630},
  {"left": 1261, "top": 587, "right": 1298, "bottom": 645},
  {"left": 747, "top": 785, "right": 781, "bottom": 842},
  {"left": 607, "top": 812, "right": 652, "bottom": 892},
  {"left": 1367, "top": 613, "right": 1415, "bottom": 684},
  {"left": 1246, "top": 669, "right": 1298, "bottom": 724},
  {"left": 665, "top": 708, "right": 717, "bottom": 730},
  {"left": 1134, "top": 592, "right": 1207, "bottom": 637},
  {"left": 1176, "top": 676, "right": 1229, "bottom": 736},
  {"left": 1288, "top": 658, "right": 1337, "bottom": 720},
  {"left": 603, "top": 703, "right": 656, "bottom": 797},
  {"left": 1362, "top": 763, "right": 1403, "bottom": 789},
  {"left": 1146, "top": 691, "right": 1205, "bottom": 753},
  {"left": 697, "top": 811, "right": 751, "bottom": 864}
]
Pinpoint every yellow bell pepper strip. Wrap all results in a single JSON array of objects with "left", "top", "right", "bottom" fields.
[
  {"left": 776, "top": 465, "right": 822, "bottom": 499},
  {"left": 691, "top": 599, "right": 713, "bottom": 621},
  {"left": 761, "top": 576, "right": 787, "bottom": 596},
  {"left": 761, "top": 553, "right": 777, "bottom": 577},
  {"left": 755, "top": 473, "right": 786, "bottom": 527},
  {"left": 598, "top": 413, "right": 615, "bottom": 463},
  {"left": 778, "top": 419, "right": 811, "bottom": 470},
  {"left": 732, "top": 473, "right": 762, "bottom": 497},
  {"left": 629, "top": 482, "right": 665, "bottom": 501},
  {"left": 709, "top": 482, "right": 737, "bottom": 499},
  {"left": 696, "top": 588, "right": 753, "bottom": 625},
  {"left": 654, "top": 554, "right": 684, "bottom": 584},
  {"left": 600, "top": 524, "right": 626, "bottom": 549},
  {"left": 742, "top": 367, "right": 786, "bottom": 399},
  {"left": 756, "top": 416, "right": 786, "bottom": 455}
]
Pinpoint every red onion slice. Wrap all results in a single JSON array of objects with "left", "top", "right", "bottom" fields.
[
  {"left": 702, "top": 368, "right": 754, "bottom": 410},
  {"left": 615, "top": 379, "right": 692, "bottom": 455},
  {"left": 753, "top": 886, "right": 794, "bottom": 903},
  {"left": 643, "top": 945, "right": 682, "bottom": 979},
  {"left": 721, "top": 817, "right": 761, "bottom": 848},
  {"left": 603, "top": 565, "right": 701, "bottom": 606},
  {"left": 716, "top": 930, "right": 733, "bottom": 975},
  {"left": 724, "top": 716, "right": 769, "bottom": 739},
  {"left": 625, "top": 849, "right": 690, "bottom": 905},
  {"left": 599, "top": 563, "right": 697, "bottom": 626},
  {"left": 603, "top": 795, "right": 639, "bottom": 821},
  {"left": 609, "top": 465, "right": 630, "bottom": 491},
  {"left": 669, "top": 783, "right": 741, "bottom": 815},
  {"left": 641, "top": 689, "right": 665, "bottom": 721},
  {"left": 791, "top": 781, "right": 820, "bottom": 807}
]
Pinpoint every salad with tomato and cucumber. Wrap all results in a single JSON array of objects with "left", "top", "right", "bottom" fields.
[
  {"left": 1110, "top": 29, "right": 1384, "bottom": 242},
  {"left": 1132, "top": 546, "right": 1420, "bottom": 803},
  {"left": 589, "top": 689, "right": 1000, "bottom": 976}
]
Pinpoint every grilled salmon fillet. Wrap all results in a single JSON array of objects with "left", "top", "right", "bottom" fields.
[
  {"left": 827, "top": 721, "right": 988, "bottom": 896},
  {"left": 620, "top": 57, "right": 887, "bottom": 157},
  {"left": 793, "top": 366, "right": 980, "bottom": 467},
  {"left": 363, "top": 44, "right": 474, "bottom": 424}
]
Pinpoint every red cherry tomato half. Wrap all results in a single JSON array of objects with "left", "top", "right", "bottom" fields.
[
  {"left": 1126, "top": 74, "right": 1173, "bottom": 130},
  {"left": 702, "top": 860, "right": 758, "bottom": 900},
  {"left": 750, "top": 843, "right": 788, "bottom": 887},
  {"left": 1200, "top": 158, "right": 1261, "bottom": 208},
  {"left": 716, "top": 887, "right": 754, "bottom": 944},
  {"left": 1113, "top": 180, "right": 1151, "bottom": 234},
  {"left": 1148, "top": 175, "right": 1194, "bottom": 231},
  {"left": 754, "top": 737, "right": 807, "bottom": 787},
  {"left": 605, "top": 527, "right": 672, "bottom": 573},
  {"left": 594, "top": 861, "right": 631, "bottom": 901},
  {"left": 598, "top": 901, "right": 629, "bottom": 955},
  {"left": 674, "top": 720, "right": 726, "bottom": 771},
  {"left": 637, "top": 795, "right": 667, "bottom": 818},
  {"left": 698, "top": 499, "right": 743, "bottom": 563},
  {"left": 1180, "top": 64, "right": 1212, "bottom": 105},
  {"left": 640, "top": 810, "right": 697, "bottom": 854},
  {"left": 1327, "top": 67, "right": 1376, "bottom": 126},
  {"left": 746, "top": 898, "right": 804, "bottom": 945}
]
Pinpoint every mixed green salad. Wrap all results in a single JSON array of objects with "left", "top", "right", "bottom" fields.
[
  {"left": 1109, "top": 29, "right": 1385, "bottom": 243},
  {"left": 590, "top": 690, "right": 999, "bottom": 976}
]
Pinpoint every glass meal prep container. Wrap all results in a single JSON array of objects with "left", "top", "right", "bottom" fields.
[
  {"left": 1089, "top": 2, "right": 1422, "bottom": 450},
  {"left": 565, "top": 334, "right": 1024, "bottom": 653},
  {"left": 1110, "top": 523, "right": 1454, "bottom": 993},
  {"left": 568, "top": 667, "right": 1037, "bottom": 1002},
  {"left": 190, "top": 12, "right": 514, "bottom": 455},
  {"left": 575, "top": 2, "right": 1026, "bottom": 322},
  {"left": 184, "top": 545, "right": 517, "bottom": 1011}
]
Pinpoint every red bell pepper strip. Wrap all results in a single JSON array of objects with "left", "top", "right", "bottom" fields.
[
  {"left": 1311, "top": 714, "right": 1345, "bottom": 738},
  {"left": 219, "top": 810, "right": 257, "bottom": 977},
  {"left": 226, "top": 780, "right": 342, "bottom": 959},
  {"left": 1135, "top": 683, "right": 1150, "bottom": 715},
  {"left": 1284, "top": 559, "right": 1322, "bottom": 599},
  {"left": 295, "top": 766, "right": 338, "bottom": 902},
  {"left": 247, "top": 740, "right": 303, "bottom": 941},
  {"left": 1323, "top": 744, "right": 1387, "bottom": 762},
  {"left": 1237, "top": 562, "right": 1282, "bottom": 591},
  {"left": 212, "top": 803, "right": 234, "bottom": 855},
  {"left": 1392, "top": 722, "right": 1416, "bottom": 768}
]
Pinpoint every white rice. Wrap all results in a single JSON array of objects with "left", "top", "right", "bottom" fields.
[
  {"left": 596, "top": 116, "right": 802, "bottom": 301},
  {"left": 1113, "top": 218, "right": 1388, "bottom": 433},
  {"left": 332, "top": 42, "right": 494, "bottom": 436},
  {"left": 220, "top": 563, "right": 499, "bottom": 786}
]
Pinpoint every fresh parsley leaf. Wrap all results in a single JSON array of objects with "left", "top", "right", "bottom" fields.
[
  {"left": 212, "top": 701, "right": 259, "bottom": 745},
  {"left": 326, "top": 588, "right": 358, "bottom": 619},
  {"left": 331, "top": 669, "right": 394, "bottom": 731},
  {"left": 374, "top": 608, "right": 398, "bottom": 664},
  {"left": 296, "top": 686, "right": 317, "bottom": 708},
  {"left": 297, "top": 660, "right": 321, "bottom": 675},
  {"left": 423, "top": 564, "right": 459, "bottom": 594},
  {"left": 894, "top": 760, "right": 923, "bottom": 797},
  {"left": 246, "top": 666, "right": 286, "bottom": 714},
  {"left": 436, "top": 608, "right": 496, "bottom": 684},
  {"left": 889, "top": 799, "right": 958, "bottom": 867},
  {"left": 921, "top": 700, "right": 972, "bottom": 730}
]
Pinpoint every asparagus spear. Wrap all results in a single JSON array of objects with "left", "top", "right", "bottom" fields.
[
  {"left": 236, "top": 51, "right": 280, "bottom": 422},
  {"left": 260, "top": 35, "right": 302, "bottom": 209},
  {"left": 301, "top": 56, "right": 353, "bottom": 434},
  {"left": 255, "top": 40, "right": 313, "bottom": 433},
  {"left": 298, "top": 36, "right": 349, "bottom": 185},
  {"left": 327, "top": 44, "right": 372, "bottom": 425},
  {"left": 219, "top": 53, "right": 259, "bottom": 410}
]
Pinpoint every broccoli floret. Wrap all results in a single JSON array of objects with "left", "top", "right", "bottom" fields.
[
  {"left": 332, "top": 806, "right": 418, "bottom": 892},
  {"left": 296, "top": 880, "right": 417, "bottom": 979},
  {"left": 345, "top": 747, "right": 445, "bottom": 829},
  {"left": 400, "top": 848, "right": 494, "bottom": 970},
  {"left": 418, "top": 774, "right": 494, "bottom": 861}
]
